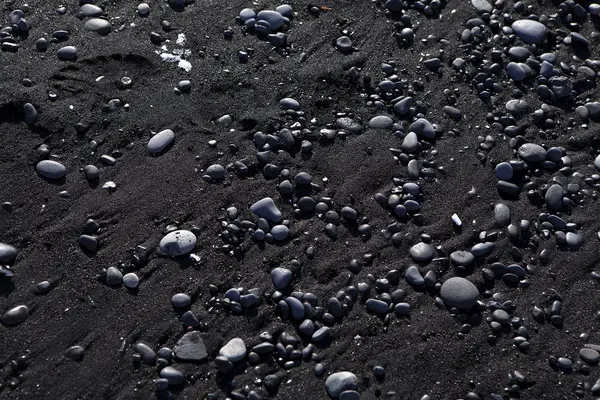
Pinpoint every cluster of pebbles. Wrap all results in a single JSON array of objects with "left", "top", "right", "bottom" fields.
[{"left": 4, "top": 0, "right": 600, "bottom": 399}]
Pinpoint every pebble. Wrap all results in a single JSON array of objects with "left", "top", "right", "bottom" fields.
[
  {"left": 250, "top": 197, "right": 282, "bottom": 222},
  {"left": 122, "top": 273, "right": 139, "bottom": 289},
  {"left": 440, "top": 277, "right": 479, "bottom": 309},
  {"left": 256, "top": 10, "right": 284, "bottom": 31},
  {"left": 366, "top": 299, "right": 389, "bottom": 314},
  {"left": 405, "top": 266, "right": 425, "bottom": 286},
  {"left": 545, "top": 184, "right": 563, "bottom": 210},
  {"left": 495, "top": 162, "right": 513, "bottom": 180},
  {"left": 80, "top": 4, "right": 103, "bottom": 17},
  {"left": 271, "top": 267, "right": 293, "bottom": 289},
  {"left": 368, "top": 115, "right": 394, "bottom": 129},
  {"left": 160, "top": 366, "right": 185, "bottom": 385},
  {"left": 219, "top": 338, "right": 246, "bottom": 362},
  {"left": 134, "top": 342, "right": 157, "bottom": 364},
  {"left": 64, "top": 345, "right": 84, "bottom": 360},
  {"left": 78, "top": 235, "right": 98, "bottom": 252},
  {"left": 409, "top": 242, "right": 435, "bottom": 262},
  {"left": 494, "top": 203, "right": 511, "bottom": 226},
  {"left": 148, "top": 129, "right": 175, "bottom": 153},
  {"left": 57, "top": 46, "right": 77, "bottom": 60},
  {"left": 326, "top": 371, "right": 358, "bottom": 398},
  {"left": 23, "top": 103, "right": 37, "bottom": 126},
  {"left": 137, "top": 3, "right": 150, "bottom": 16},
  {"left": 36, "top": 160, "right": 66, "bottom": 179},
  {"left": 340, "top": 391, "right": 361, "bottom": 400},
  {"left": 271, "top": 225, "right": 290, "bottom": 240},
  {"left": 518, "top": 143, "right": 547, "bottom": 163},
  {"left": 105, "top": 267, "right": 123, "bottom": 286},
  {"left": 0, "top": 243, "right": 17, "bottom": 263},
  {"left": 171, "top": 293, "right": 191, "bottom": 308},
  {"left": 174, "top": 331, "right": 207, "bottom": 361},
  {"left": 580, "top": 348, "right": 600, "bottom": 364},
  {"left": 312, "top": 326, "right": 330, "bottom": 342},
  {"left": 83, "top": 165, "right": 100, "bottom": 180},
  {"left": 511, "top": 20, "right": 547, "bottom": 44},
  {"left": 279, "top": 98, "right": 300, "bottom": 110},
  {"left": 84, "top": 18, "right": 112, "bottom": 34},
  {"left": 336, "top": 36, "right": 353, "bottom": 53},
  {"left": 159, "top": 230, "right": 197, "bottom": 256},
  {"left": 1, "top": 305, "right": 29, "bottom": 325}
]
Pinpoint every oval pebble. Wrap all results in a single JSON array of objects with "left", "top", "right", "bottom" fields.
[
  {"left": 440, "top": 277, "right": 479, "bottom": 309},
  {"left": 219, "top": 338, "right": 246, "bottom": 362},
  {"left": 0, "top": 243, "right": 17, "bottom": 263},
  {"left": 57, "top": 46, "right": 77, "bottom": 61},
  {"left": 84, "top": 18, "right": 111, "bottom": 34},
  {"left": 1, "top": 305, "right": 29, "bottom": 325},
  {"left": 148, "top": 129, "right": 175, "bottom": 153},
  {"left": 36, "top": 160, "right": 66, "bottom": 179},
  {"left": 159, "top": 230, "right": 197, "bottom": 256},
  {"left": 326, "top": 371, "right": 358, "bottom": 398}
]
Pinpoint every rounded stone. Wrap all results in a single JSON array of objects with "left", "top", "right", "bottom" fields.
[
  {"left": 495, "top": 162, "right": 513, "bottom": 180},
  {"left": 57, "top": 46, "right": 77, "bottom": 60},
  {"left": 219, "top": 338, "right": 247, "bottom": 362},
  {"left": 256, "top": 10, "right": 284, "bottom": 31},
  {"left": 409, "top": 242, "right": 435, "bottom": 262},
  {"left": 83, "top": 165, "right": 100, "bottom": 180},
  {"left": 271, "top": 225, "right": 289, "bottom": 241},
  {"left": 326, "top": 372, "right": 358, "bottom": 398},
  {"left": 159, "top": 230, "right": 197, "bottom": 256},
  {"left": 80, "top": 4, "right": 104, "bottom": 17},
  {"left": 368, "top": 115, "right": 394, "bottom": 129},
  {"left": 36, "top": 160, "right": 66, "bottom": 179},
  {"left": 1, "top": 305, "right": 29, "bottom": 326},
  {"left": 580, "top": 348, "right": 600, "bottom": 364},
  {"left": 0, "top": 243, "right": 17, "bottom": 263},
  {"left": 105, "top": 267, "right": 123, "bottom": 286},
  {"left": 148, "top": 129, "right": 175, "bottom": 153},
  {"left": 64, "top": 345, "right": 85, "bottom": 360},
  {"left": 84, "top": 18, "right": 112, "bottom": 34},
  {"left": 251, "top": 197, "right": 282, "bottom": 222},
  {"left": 122, "top": 273, "right": 139, "bottom": 289},
  {"left": 440, "top": 277, "right": 479, "bottom": 309},
  {"left": 511, "top": 19, "right": 547, "bottom": 44},
  {"left": 171, "top": 293, "right": 191, "bottom": 308},
  {"left": 160, "top": 366, "right": 184, "bottom": 385},
  {"left": 279, "top": 97, "right": 300, "bottom": 110},
  {"left": 518, "top": 143, "right": 547, "bottom": 163}
]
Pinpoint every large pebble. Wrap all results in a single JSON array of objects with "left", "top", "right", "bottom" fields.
[
  {"left": 57, "top": 46, "right": 77, "bottom": 60},
  {"left": 326, "top": 372, "right": 358, "bottom": 398},
  {"left": 0, "top": 243, "right": 17, "bottom": 263},
  {"left": 148, "top": 129, "right": 174, "bottom": 153},
  {"left": 271, "top": 267, "right": 292, "bottom": 289},
  {"left": 84, "top": 18, "right": 111, "bottom": 34},
  {"left": 518, "top": 143, "right": 546, "bottom": 163},
  {"left": 36, "top": 160, "right": 66, "bottom": 179},
  {"left": 512, "top": 19, "right": 547, "bottom": 44},
  {"left": 440, "top": 277, "right": 479, "bottom": 309},
  {"left": 250, "top": 197, "right": 282, "bottom": 222},
  {"left": 160, "top": 366, "right": 184, "bottom": 385},
  {"left": 174, "top": 331, "right": 207, "bottom": 361},
  {"left": 219, "top": 338, "right": 246, "bottom": 362},
  {"left": 409, "top": 242, "right": 435, "bottom": 262},
  {"left": 1, "top": 305, "right": 29, "bottom": 325},
  {"left": 159, "top": 230, "right": 197, "bottom": 256},
  {"left": 256, "top": 10, "right": 284, "bottom": 31}
]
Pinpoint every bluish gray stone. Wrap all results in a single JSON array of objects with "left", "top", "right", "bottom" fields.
[
  {"left": 275, "top": 4, "right": 293, "bottom": 17},
  {"left": 251, "top": 197, "right": 282, "bottom": 222},
  {"left": 495, "top": 162, "right": 513, "bottom": 180},
  {"left": 1, "top": 305, "right": 29, "bottom": 326},
  {"left": 159, "top": 230, "right": 196, "bottom": 256},
  {"left": 471, "top": 242, "right": 495, "bottom": 257},
  {"left": 507, "top": 62, "right": 526, "bottom": 81},
  {"left": 148, "top": 129, "right": 174, "bottom": 153},
  {"left": 409, "top": 118, "right": 435, "bottom": 140},
  {"left": 160, "top": 366, "right": 184, "bottom": 385},
  {"left": 394, "top": 97, "right": 413, "bottom": 115},
  {"left": 405, "top": 266, "right": 424, "bottom": 286},
  {"left": 409, "top": 242, "right": 435, "bottom": 262},
  {"left": 336, "top": 117, "right": 363, "bottom": 134},
  {"left": 336, "top": 36, "right": 353, "bottom": 52},
  {"left": 286, "top": 296, "right": 304, "bottom": 320},
  {"left": 312, "top": 326, "right": 330, "bottom": 342},
  {"left": 122, "top": 273, "right": 139, "bottom": 289},
  {"left": 134, "top": 342, "right": 157, "bottom": 364},
  {"left": 326, "top": 372, "right": 358, "bottom": 397},
  {"left": 57, "top": 46, "right": 77, "bottom": 60},
  {"left": 512, "top": 19, "right": 547, "bottom": 44},
  {"left": 402, "top": 132, "right": 418, "bottom": 153},
  {"left": 366, "top": 299, "right": 389, "bottom": 314},
  {"left": 271, "top": 267, "right": 293, "bottom": 290},
  {"left": 256, "top": 10, "right": 284, "bottom": 31},
  {"left": 545, "top": 184, "right": 563, "bottom": 210},
  {"left": 279, "top": 97, "right": 299, "bottom": 110},
  {"left": 271, "top": 225, "right": 289, "bottom": 240},
  {"left": 394, "top": 302, "right": 411, "bottom": 316},
  {"left": 0, "top": 243, "right": 17, "bottom": 263},
  {"left": 239, "top": 8, "right": 255, "bottom": 21},
  {"left": 440, "top": 277, "right": 479, "bottom": 309},
  {"left": 171, "top": 293, "right": 191, "bottom": 308},
  {"left": 36, "top": 160, "right": 66, "bottom": 179}
]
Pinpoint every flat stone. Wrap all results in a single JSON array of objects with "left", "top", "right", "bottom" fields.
[
  {"left": 409, "top": 242, "right": 435, "bottom": 262},
  {"left": 219, "top": 338, "right": 246, "bottom": 362},
  {"left": 326, "top": 372, "right": 358, "bottom": 398},
  {"left": 84, "top": 18, "right": 111, "bottom": 34},
  {"left": 518, "top": 143, "right": 546, "bottom": 162},
  {"left": 580, "top": 348, "right": 600, "bottom": 364},
  {"left": 512, "top": 19, "right": 547, "bottom": 44},
  {"left": 250, "top": 197, "right": 282, "bottom": 222},
  {"left": 148, "top": 129, "right": 174, "bottom": 153},
  {"left": 159, "top": 230, "right": 197, "bottom": 256},
  {"left": 1, "top": 305, "right": 29, "bottom": 325},
  {"left": 36, "top": 160, "right": 66, "bottom": 179},
  {"left": 368, "top": 115, "right": 394, "bottom": 129},
  {"left": 450, "top": 250, "right": 475, "bottom": 266},
  {"left": 0, "top": 243, "right": 17, "bottom": 263},
  {"left": 174, "top": 331, "right": 208, "bottom": 361},
  {"left": 440, "top": 277, "right": 479, "bottom": 309}
]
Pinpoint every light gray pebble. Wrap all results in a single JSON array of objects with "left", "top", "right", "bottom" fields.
[
  {"left": 409, "top": 242, "right": 435, "bottom": 262},
  {"left": 122, "top": 273, "right": 139, "bottom": 289},
  {"left": 251, "top": 197, "right": 282, "bottom": 222},
  {"left": 219, "top": 338, "right": 246, "bottom": 362},
  {"left": 159, "top": 230, "right": 197, "bottom": 256},
  {"left": 440, "top": 277, "right": 479, "bottom": 309},
  {"left": 84, "top": 18, "right": 112, "bottom": 34},
  {"left": 36, "top": 160, "right": 66, "bottom": 179},
  {"left": 148, "top": 129, "right": 174, "bottom": 153},
  {"left": 326, "top": 372, "right": 358, "bottom": 398},
  {"left": 0, "top": 243, "right": 17, "bottom": 263},
  {"left": 105, "top": 267, "right": 123, "bottom": 286},
  {"left": 171, "top": 293, "right": 191, "bottom": 308},
  {"left": 405, "top": 266, "right": 424, "bottom": 286}
]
